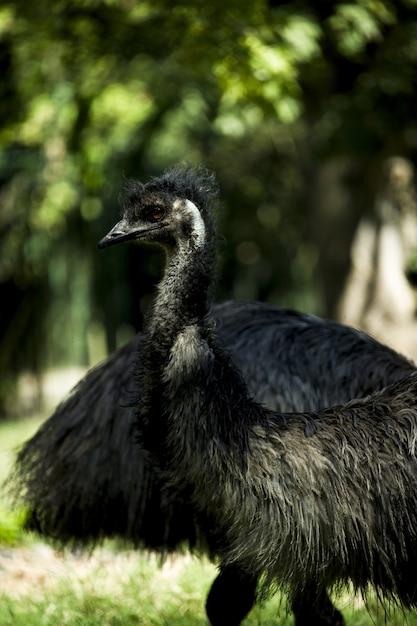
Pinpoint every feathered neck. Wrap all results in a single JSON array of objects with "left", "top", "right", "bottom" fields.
[
  {"left": 145, "top": 219, "right": 217, "bottom": 357},
  {"left": 136, "top": 215, "right": 217, "bottom": 456}
]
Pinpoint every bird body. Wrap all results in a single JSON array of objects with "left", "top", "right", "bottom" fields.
[
  {"left": 14, "top": 166, "right": 417, "bottom": 625},
  {"left": 15, "top": 300, "right": 412, "bottom": 549},
  {"left": 164, "top": 326, "right": 417, "bottom": 602},
  {"left": 98, "top": 166, "right": 417, "bottom": 612}
]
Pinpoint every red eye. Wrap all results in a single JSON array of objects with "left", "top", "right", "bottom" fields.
[{"left": 148, "top": 208, "right": 164, "bottom": 222}]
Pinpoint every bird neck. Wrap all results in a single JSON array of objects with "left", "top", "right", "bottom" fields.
[
  {"left": 138, "top": 221, "right": 263, "bottom": 470},
  {"left": 145, "top": 231, "right": 216, "bottom": 356},
  {"left": 137, "top": 224, "right": 218, "bottom": 457}
]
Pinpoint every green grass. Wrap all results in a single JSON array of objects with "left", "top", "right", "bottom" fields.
[
  {"left": 1, "top": 416, "right": 417, "bottom": 625},
  {"left": 0, "top": 414, "right": 45, "bottom": 545},
  {"left": 0, "top": 414, "right": 45, "bottom": 488},
  {"left": 0, "top": 551, "right": 417, "bottom": 626},
  {"left": 0, "top": 555, "right": 220, "bottom": 626}
]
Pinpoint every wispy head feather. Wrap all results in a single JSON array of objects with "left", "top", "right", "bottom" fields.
[
  {"left": 120, "top": 166, "right": 219, "bottom": 221},
  {"left": 146, "top": 165, "right": 219, "bottom": 212},
  {"left": 119, "top": 180, "right": 145, "bottom": 220}
]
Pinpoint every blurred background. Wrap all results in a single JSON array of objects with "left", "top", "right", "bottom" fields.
[
  {"left": 1, "top": 3, "right": 417, "bottom": 622},
  {"left": 1, "top": 0, "right": 417, "bottom": 418}
]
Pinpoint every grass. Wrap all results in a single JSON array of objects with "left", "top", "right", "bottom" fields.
[
  {"left": 0, "top": 414, "right": 44, "bottom": 486},
  {"left": 1, "top": 416, "right": 417, "bottom": 625},
  {"left": 0, "top": 550, "right": 417, "bottom": 626},
  {"left": 0, "top": 414, "right": 44, "bottom": 545},
  {"left": 0, "top": 555, "right": 238, "bottom": 625}
]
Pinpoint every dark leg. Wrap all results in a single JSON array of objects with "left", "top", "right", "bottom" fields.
[
  {"left": 292, "top": 586, "right": 345, "bottom": 626},
  {"left": 205, "top": 564, "right": 258, "bottom": 626}
]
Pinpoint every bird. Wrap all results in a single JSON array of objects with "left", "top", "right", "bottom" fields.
[
  {"left": 14, "top": 301, "right": 414, "bottom": 626},
  {"left": 97, "top": 164, "right": 417, "bottom": 623}
]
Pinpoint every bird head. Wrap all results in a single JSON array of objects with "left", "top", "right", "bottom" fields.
[{"left": 98, "top": 166, "right": 218, "bottom": 250}]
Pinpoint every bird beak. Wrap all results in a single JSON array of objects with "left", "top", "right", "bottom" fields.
[{"left": 98, "top": 219, "right": 161, "bottom": 249}]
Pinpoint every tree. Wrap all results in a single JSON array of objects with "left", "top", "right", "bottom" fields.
[{"left": 1, "top": 0, "right": 417, "bottom": 414}]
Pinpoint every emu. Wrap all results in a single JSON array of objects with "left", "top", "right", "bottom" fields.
[
  {"left": 14, "top": 301, "right": 414, "bottom": 625},
  {"left": 98, "top": 165, "right": 417, "bottom": 621}
]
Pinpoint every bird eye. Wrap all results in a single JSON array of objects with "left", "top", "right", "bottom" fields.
[{"left": 146, "top": 207, "right": 164, "bottom": 223}]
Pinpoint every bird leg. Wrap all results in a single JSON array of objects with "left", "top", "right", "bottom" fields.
[
  {"left": 205, "top": 564, "right": 257, "bottom": 626},
  {"left": 291, "top": 586, "right": 345, "bottom": 626}
]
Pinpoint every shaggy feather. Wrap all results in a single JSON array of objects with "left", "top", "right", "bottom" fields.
[
  {"left": 13, "top": 314, "right": 414, "bottom": 626},
  {"left": 133, "top": 167, "right": 417, "bottom": 613},
  {"left": 120, "top": 166, "right": 218, "bottom": 224},
  {"left": 12, "top": 167, "right": 417, "bottom": 625},
  {"left": 13, "top": 302, "right": 413, "bottom": 549}
]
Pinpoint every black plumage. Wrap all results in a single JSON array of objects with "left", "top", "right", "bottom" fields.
[
  {"left": 13, "top": 167, "right": 417, "bottom": 625},
  {"left": 14, "top": 302, "right": 413, "bottom": 548},
  {"left": 104, "top": 166, "right": 417, "bottom": 621}
]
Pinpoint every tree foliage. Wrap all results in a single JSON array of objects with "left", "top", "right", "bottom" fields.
[{"left": 1, "top": 0, "right": 417, "bottom": 414}]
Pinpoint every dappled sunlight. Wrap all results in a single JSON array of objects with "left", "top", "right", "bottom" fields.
[{"left": 2, "top": 2, "right": 417, "bottom": 624}]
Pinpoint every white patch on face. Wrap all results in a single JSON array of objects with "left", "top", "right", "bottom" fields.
[{"left": 173, "top": 199, "right": 206, "bottom": 246}]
